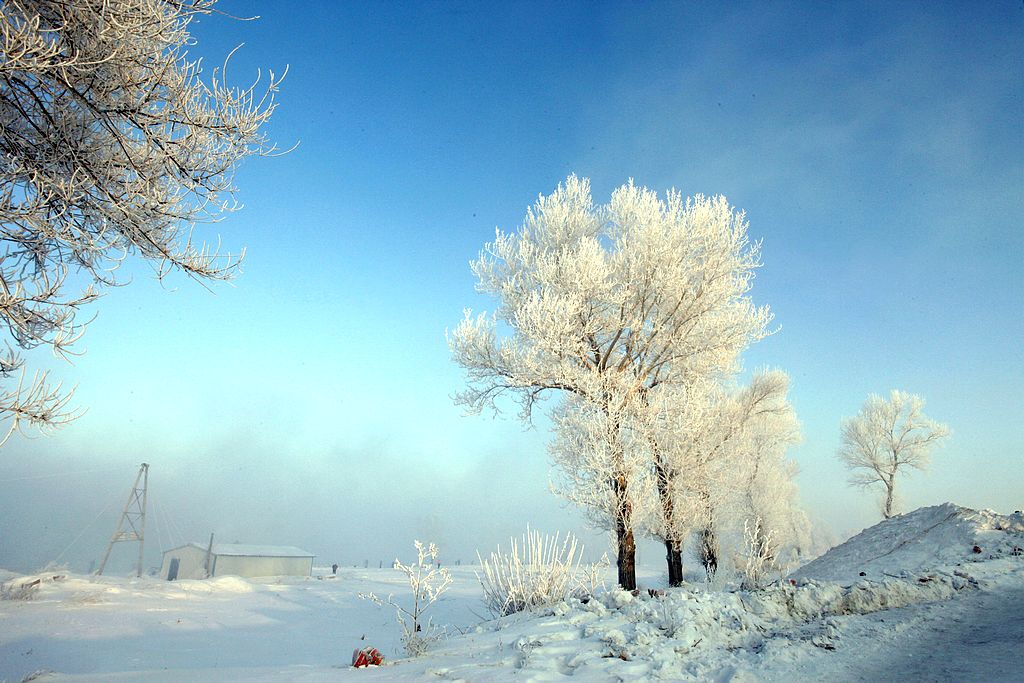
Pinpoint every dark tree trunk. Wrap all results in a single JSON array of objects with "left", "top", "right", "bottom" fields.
[
  {"left": 652, "top": 457, "right": 684, "bottom": 586},
  {"left": 616, "top": 517, "right": 637, "bottom": 591},
  {"left": 613, "top": 471, "right": 637, "bottom": 591},
  {"left": 699, "top": 525, "right": 719, "bottom": 581},
  {"left": 665, "top": 538, "right": 684, "bottom": 587},
  {"left": 697, "top": 488, "right": 718, "bottom": 581}
]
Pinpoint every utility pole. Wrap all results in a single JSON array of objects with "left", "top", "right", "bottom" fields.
[
  {"left": 204, "top": 532, "right": 214, "bottom": 578},
  {"left": 97, "top": 463, "right": 149, "bottom": 577}
]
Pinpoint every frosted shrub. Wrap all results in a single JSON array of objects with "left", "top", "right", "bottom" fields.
[
  {"left": 477, "top": 527, "right": 606, "bottom": 617},
  {"left": 739, "top": 517, "right": 776, "bottom": 590},
  {"left": 360, "top": 541, "right": 452, "bottom": 657},
  {"left": 1, "top": 577, "right": 40, "bottom": 601}
]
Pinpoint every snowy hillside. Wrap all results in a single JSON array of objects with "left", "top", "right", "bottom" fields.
[
  {"left": 1, "top": 504, "right": 1022, "bottom": 682},
  {"left": 793, "top": 503, "right": 1024, "bottom": 584}
]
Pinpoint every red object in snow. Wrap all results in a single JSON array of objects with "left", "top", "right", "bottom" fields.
[
  {"left": 972, "top": 545, "right": 983, "bottom": 554},
  {"left": 352, "top": 647, "right": 384, "bottom": 668}
]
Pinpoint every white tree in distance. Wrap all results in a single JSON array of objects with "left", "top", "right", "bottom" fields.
[
  {"left": 0, "top": 0, "right": 286, "bottom": 445},
  {"left": 449, "top": 175, "right": 771, "bottom": 590},
  {"left": 838, "top": 390, "right": 950, "bottom": 519}
]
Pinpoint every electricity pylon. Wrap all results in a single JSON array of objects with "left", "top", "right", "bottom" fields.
[{"left": 97, "top": 463, "right": 149, "bottom": 577}]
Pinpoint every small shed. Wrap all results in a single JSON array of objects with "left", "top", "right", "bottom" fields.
[{"left": 160, "top": 543, "right": 315, "bottom": 580}]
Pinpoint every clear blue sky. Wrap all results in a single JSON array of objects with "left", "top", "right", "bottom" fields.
[{"left": 1, "top": 0, "right": 1020, "bottom": 574}]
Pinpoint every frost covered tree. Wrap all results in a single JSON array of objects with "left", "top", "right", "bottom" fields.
[
  {"left": 729, "top": 373, "right": 807, "bottom": 573},
  {"left": 547, "top": 389, "right": 656, "bottom": 585},
  {"left": 634, "top": 382, "right": 705, "bottom": 586},
  {"left": 642, "top": 370, "right": 795, "bottom": 584},
  {"left": 450, "top": 175, "right": 771, "bottom": 590},
  {"left": 838, "top": 390, "right": 950, "bottom": 519},
  {"left": 0, "top": 0, "right": 285, "bottom": 444}
]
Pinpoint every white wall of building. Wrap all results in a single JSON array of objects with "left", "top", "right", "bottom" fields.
[{"left": 159, "top": 544, "right": 315, "bottom": 580}]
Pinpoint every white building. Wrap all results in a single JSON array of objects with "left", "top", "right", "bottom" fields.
[{"left": 159, "top": 543, "right": 315, "bottom": 580}]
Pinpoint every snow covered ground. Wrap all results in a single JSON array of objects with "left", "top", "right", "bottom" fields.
[{"left": 2, "top": 504, "right": 1022, "bottom": 682}]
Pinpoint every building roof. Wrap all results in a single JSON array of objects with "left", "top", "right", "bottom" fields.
[{"left": 163, "top": 543, "right": 315, "bottom": 558}]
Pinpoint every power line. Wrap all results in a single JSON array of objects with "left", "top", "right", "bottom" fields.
[
  {"left": 0, "top": 465, "right": 126, "bottom": 484},
  {"left": 53, "top": 498, "right": 115, "bottom": 565}
]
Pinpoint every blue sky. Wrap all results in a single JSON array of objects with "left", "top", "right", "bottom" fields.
[{"left": 1, "top": 1, "right": 1021, "bottom": 574}]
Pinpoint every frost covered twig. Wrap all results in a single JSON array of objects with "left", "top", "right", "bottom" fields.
[
  {"left": 739, "top": 517, "right": 776, "bottom": 590},
  {"left": 359, "top": 540, "right": 452, "bottom": 657},
  {"left": 0, "top": 0, "right": 287, "bottom": 438}
]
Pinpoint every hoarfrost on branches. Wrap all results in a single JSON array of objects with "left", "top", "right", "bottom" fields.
[
  {"left": 0, "top": 0, "right": 286, "bottom": 444},
  {"left": 637, "top": 369, "right": 803, "bottom": 585},
  {"left": 476, "top": 526, "right": 607, "bottom": 617},
  {"left": 450, "top": 175, "right": 771, "bottom": 590},
  {"left": 738, "top": 516, "right": 775, "bottom": 590},
  {"left": 360, "top": 540, "right": 453, "bottom": 657},
  {"left": 838, "top": 390, "right": 950, "bottom": 519}
]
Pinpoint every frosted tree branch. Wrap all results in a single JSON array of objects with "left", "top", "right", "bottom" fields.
[{"left": 0, "top": 0, "right": 286, "bottom": 441}]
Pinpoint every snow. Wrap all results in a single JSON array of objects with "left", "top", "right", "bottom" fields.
[
  {"left": 792, "top": 503, "right": 1024, "bottom": 584},
  {"left": 2, "top": 504, "right": 1022, "bottom": 682}
]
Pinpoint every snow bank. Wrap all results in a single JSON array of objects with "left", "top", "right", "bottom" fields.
[
  {"left": 792, "top": 504, "right": 1024, "bottom": 584},
  {"left": 402, "top": 566, "right": 982, "bottom": 681}
]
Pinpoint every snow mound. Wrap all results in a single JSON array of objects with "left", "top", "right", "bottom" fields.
[
  {"left": 411, "top": 570, "right": 980, "bottom": 681},
  {"left": 792, "top": 503, "right": 1024, "bottom": 584}
]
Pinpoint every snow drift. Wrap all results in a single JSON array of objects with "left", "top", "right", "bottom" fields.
[{"left": 793, "top": 503, "right": 1024, "bottom": 584}]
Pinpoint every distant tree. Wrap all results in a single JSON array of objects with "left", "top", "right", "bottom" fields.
[
  {"left": 0, "top": 0, "right": 285, "bottom": 445},
  {"left": 450, "top": 175, "right": 771, "bottom": 590},
  {"left": 838, "top": 390, "right": 950, "bottom": 519}
]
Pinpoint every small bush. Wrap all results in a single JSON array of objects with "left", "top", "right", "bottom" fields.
[
  {"left": 1, "top": 578, "right": 41, "bottom": 601},
  {"left": 477, "top": 526, "right": 607, "bottom": 616},
  {"left": 360, "top": 540, "right": 452, "bottom": 657},
  {"left": 739, "top": 517, "right": 776, "bottom": 590}
]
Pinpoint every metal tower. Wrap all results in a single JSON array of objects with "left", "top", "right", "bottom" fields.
[{"left": 96, "top": 463, "right": 149, "bottom": 577}]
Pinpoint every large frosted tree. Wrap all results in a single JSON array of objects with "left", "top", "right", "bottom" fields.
[
  {"left": 548, "top": 390, "right": 655, "bottom": 574},
  {"left": 449, "top": 175, "right": 771, "bottom": 590},
  {"left": 0, "top": 0, "right": 285, "bottom": 444},
  {"left": 838, "top": 390, "right": 950, "bottom": 519}
]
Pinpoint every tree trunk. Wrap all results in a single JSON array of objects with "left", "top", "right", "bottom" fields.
[
  {"left": 616, "top": 517, "right": 637, "bottom": 591},
  {"left": 698, "top": 488, "right": 718, "bottom": 580},
  {"left": 665, "top": 538, "right": 684, "bottom": 587},
  {"left": 699, "top": 524, "right": 719, "bottom": 581},
  {"left": 883, "top": 476, "right": 895, "bottom": 519},
  {"left": 652, "top": 458, "right": 683, "bottom": 586},
  {"left": 613, "top": 471, "right": 637, "bottom": 591}
]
